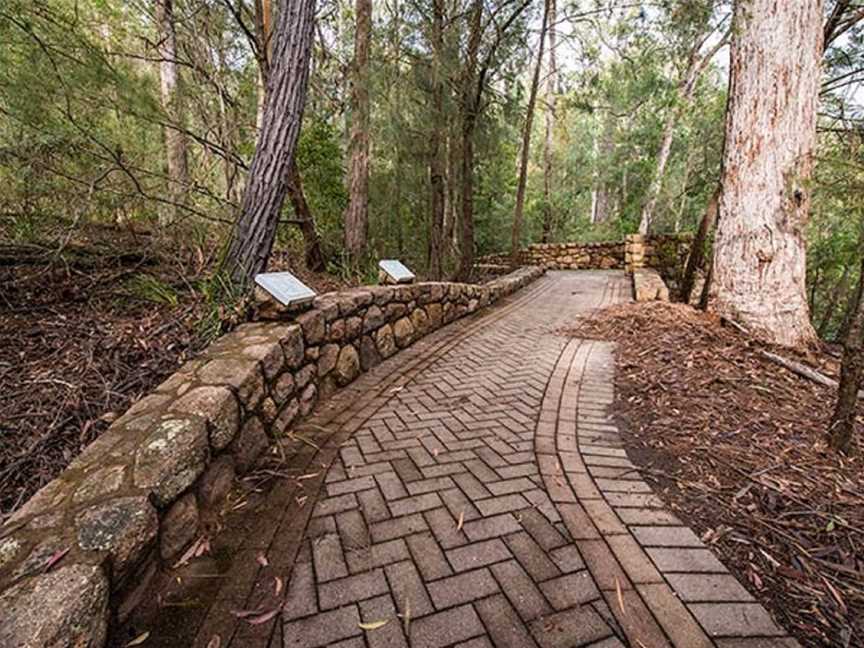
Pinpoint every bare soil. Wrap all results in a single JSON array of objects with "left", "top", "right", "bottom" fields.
[
  {"left": 0, "top": 223, "right": 353, "bottom": 521},
  {"left": 570, "top": 302, "right": 864, "bottom": 648}
]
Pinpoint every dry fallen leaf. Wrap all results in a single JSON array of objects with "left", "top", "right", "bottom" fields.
[
  {"left": 274, "top": 576, "right": 284, "bottom": 596},
  {"left": 457, "top": 511, "right": 464, "bottom": 531},
  {"left": 247, "top": 608, "right": 280, "bottom": 625},
  {"left": 206, "top": 635, "right": 221, "bottom": 648},
  {"left": 358, "top": 620, "right": 389, "bottom": 631},
  {"left": 615, "top": 577, "right": 626, "bottom": 615},
  {"left": 256, "top": 552, "right": 269, "bottom": 567},
  {"left": 125, "top": 631, "right": 150, "bottom": 646}
]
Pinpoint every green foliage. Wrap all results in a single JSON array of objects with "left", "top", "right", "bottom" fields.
[{"left": 125, "top": 274, "right": 179, "bottom": 306}]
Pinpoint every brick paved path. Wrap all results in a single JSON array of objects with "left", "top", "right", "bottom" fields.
[{"left": 128, "top": 271, "right": 799, "bottom": 648}]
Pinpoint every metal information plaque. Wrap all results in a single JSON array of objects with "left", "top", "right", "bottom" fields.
[
  {"left": 378, "top": 259, "right": 416, "bottom": 284},
  {"left": 254, "top": 272, "right": 316, "bottom": 307}
]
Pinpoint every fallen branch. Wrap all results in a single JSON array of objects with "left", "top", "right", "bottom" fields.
[{"left": 757, "top": 349, "right": 864, "bottom": 399}]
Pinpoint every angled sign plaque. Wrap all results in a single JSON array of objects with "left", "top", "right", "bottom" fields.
[{"left": 254, "top": 272, "right": 316, "bottom": 307}]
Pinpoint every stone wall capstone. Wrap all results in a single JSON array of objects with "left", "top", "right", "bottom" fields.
[{"left": 0, "top": 265, "right": 544, "bottom": 647}]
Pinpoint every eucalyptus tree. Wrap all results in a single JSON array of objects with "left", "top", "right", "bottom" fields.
[
  {"left": 511, "top": 0, "right": 551, "bottom": 259},
  {"left": 155, "top": 0, "right": 189, "bottom": 225},
  {"left": 456, "top": 0, "right": 533, "bottom": 280},
  {"left": 637, "top": 0, "right": 730, "bottom": 235},
  {"left": 711, "top": 0, "right": 823, "bottom": 347},
  {"left": 343, "top": 0, "right": 373, "bottom": 266},
  {"left": 540, "top": 0, "right": 559, "bottom": 241}
]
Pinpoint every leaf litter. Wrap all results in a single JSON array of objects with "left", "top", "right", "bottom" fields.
[{"left": 567, "top": 301, "right": 864, "bottom": 648}]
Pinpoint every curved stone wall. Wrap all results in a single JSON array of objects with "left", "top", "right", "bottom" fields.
[{"left": 0, "top": 266, "right": 544, "bottom": 647}]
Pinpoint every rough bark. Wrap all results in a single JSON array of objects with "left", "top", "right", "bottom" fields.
[
  {"left": 455, "top": 0, "right": 483, "bottom": 282},
  {"left": 510, "top": 0, "right": 550, "bottom": 261},
  {"left": 343, "top": 0, "right": 372, "bottom": 266},
  {"left": 829, "top": 258, "right": 864, "bottom": 453},
  {"left": 680, "top": 186, "right": 720, "bottom": 304},
  {"left": 155, "top": 0, "right": 189, "bottom": 225},
  {"left": 428, "top": 0, "right": 446, "bottom": 280},
  {"left": 286, "top": 161, "right": 326, "bottom": 272},
  {"left": 541, "top": 0, "right": 558, "bottom": 243},
  {"left": 223, "top": 0, "right": 316, "bottom": 285},
  {"left": 253, "top": 0, "right": 325, "bottom": 272},
  {"left": 710, "top": 0, "right": 821, "bottom": 348}
]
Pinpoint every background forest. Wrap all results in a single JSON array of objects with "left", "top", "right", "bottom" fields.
[{"left": 2, "top": 0, "right": 863, "bottom": 339}]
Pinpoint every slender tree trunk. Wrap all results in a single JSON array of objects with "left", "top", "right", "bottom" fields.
[
  {"left": 445, "top": 131, "right": 460, "bottom": 257},
  {"left": 711, "top": 0, "right": 821, "bottom": 347},
  {"left": 541, "top": 0, "right": 557, "bottom": 243},
  {"left": 638, "top": 33, "right": 726, "bottom": 234},
  {"left": 828, "top": 258, "right": 864, "bottom": 453},
  {"left": 223, "top": 0, "right": 317, "bottom": 284},
  {"left": 254, "top": 0, "right": 273, "bottom": 130},
  {"left": 428, "top": 0, "right": 446, "bottom": 279},
  {"left": 818, "top": 265, "right": 851, "bottom": 338},
  {"left": 510, "top": 0, "right": 549, "bottom": 261},
  {"left": 155, "top": 0, "right": 189, "bottom": 226},
  {"left": 681, "top": 187, "right": 720, "bottom": 305},
  {"left": 674, "top": 151, "right": 694, "bottom": 233},
  {"left": 456, "top": 0, "right": 483, "bottom": 282},
  {"left": 286, "top": 162, "right": 326, "bottom": 271},
  {"left": 838, "top": 267, "right": 864, "bottom": 342},
  {"left": 591, "top": 113, "right": 615, "bottom": 225},
  {"left": 343, "top": 0, "right": 372, "bottom": 266}
]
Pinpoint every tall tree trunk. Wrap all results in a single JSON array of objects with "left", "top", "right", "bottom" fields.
[
  {"left": 541, "top": 0, "right": 558, "bottom": 243},
  {"left": 838, "top": 266, "right": 864, "bottom": 342},
  {"left": 343, "top": 0, "right": 372, "bottom": 267},
  {"left": 828, "top": 258, "right": 864, "bottom": 453},
  {"left": 711, "top": 0, "right": 821, "bottom": 347},
  {"left": 428, "top": 0, "right": 446, "bottom": 279},
  {"left": 286, "top": 162, "right": 326, "bottom": 271},
  {"left": 638, "top": 32, "right": 727, "bottom": 234},
  {"left": 680, "top": 186, "right": 720, "bottom": 305},
  {"left": 818, "top": 265, "right": 851, "bottom": 338},
  {"left": 445, "top": 131, "right": 460, "bottom": 257},
  {"left": 155, "top": 0, "right": 189, "bottom": 226},
  {"left": 591, "top": 113, "right": 615, "bottom": 225},
  {"left": 223, "top": 0, "right": 317, "bottom": 284},
  {"left": 254, "top": 0, "right": 324, "bottom": 272},
  {"left": 254, "top": 0, "right": 273, "bottom": 130},
  {"left": 510, "top": 0, "right": 550, "bottom": 261},
  {"left": 456, "top": 0, "right": 483, "bottom": 282}
]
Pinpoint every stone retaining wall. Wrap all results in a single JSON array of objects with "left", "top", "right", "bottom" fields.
[
  {"left": 0, "top": 266, "right": 544, "bottom": 647},
  {"left": 480, "top": 241, "right": 624, "bottom": 270},
  {"left": 479, "top": 235, "right": 691, "bottom": 286}
]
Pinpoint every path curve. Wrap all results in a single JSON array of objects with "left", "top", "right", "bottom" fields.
[{"left": 125, "top": 271, "right": 800, "bottom": 648}]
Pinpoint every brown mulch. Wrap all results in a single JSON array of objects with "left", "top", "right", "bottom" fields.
[
  {"left": 0, "top": 225, "right": 355, "bottom": 521},
  {"left": 569, "top": 302, "right": 864, "bottom": 648}
]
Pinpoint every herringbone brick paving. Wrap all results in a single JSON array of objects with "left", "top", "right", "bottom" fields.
[{"left": 124, "top": 271, "right": 800, "bottom": 648}]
